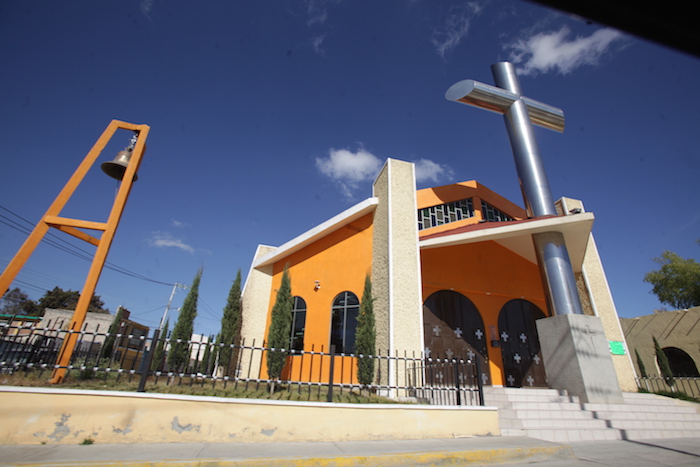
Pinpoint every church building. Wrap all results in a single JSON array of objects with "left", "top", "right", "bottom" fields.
[{"left": 240, "top": 158, "right": 637, "bottom": 392}]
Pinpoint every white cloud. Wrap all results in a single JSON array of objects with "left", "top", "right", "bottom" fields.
[
  {"left": 305, "top": 0, "right": 339, "bottom": 27},
  {"left": 140, "top": 0, "right": 154, "bottom": 19},
  {"left": 432, "top": 2, "right": 483, "bottom": 58},
  {"left": 311, "top": 35, "right": 326, "bottom": 57},
  {"left": 171, "top": 219, "right": 189, "bottom": 228},
  {"left": 414, "top": 159, "right": 454, "bottom": 184},
  {"left": 150, "top": 232, "right": 194, "bottom": 254},
  {"left": 316, "top": 148, "right": 454, "bottom": 195},
  {"left": 316, "top": 147, "right": 382, "bottom": 197},
  {"left": 506, "top": 26, "right": 626, "bottom": 76}
]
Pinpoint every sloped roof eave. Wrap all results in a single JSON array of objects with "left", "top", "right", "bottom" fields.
[{"left": 253, "top": 197, "right": 379, "bottom": 269}]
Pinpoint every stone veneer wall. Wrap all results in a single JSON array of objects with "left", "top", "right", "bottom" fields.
[
  {"left": 239, "top": 245, "right": 276, "bottom": 377},
  {"left": 371, "top": 159, "right": 424, "bottom": 387},
  {"left": 556, "top": 197, "right": 637, "bottom": 392}
]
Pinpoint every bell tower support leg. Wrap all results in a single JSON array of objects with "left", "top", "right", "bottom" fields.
[{"left": 0, "top": 120, "right": 149, "bottom": 384}]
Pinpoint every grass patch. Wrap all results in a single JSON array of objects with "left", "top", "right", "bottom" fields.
[
  {"left": 0, "top": 370, "right": 404, "bottom": 404},
  {"left": 638, "top": 386, "right": 699, "bottom": 403}
]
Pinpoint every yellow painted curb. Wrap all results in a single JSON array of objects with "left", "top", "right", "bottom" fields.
[{"left": 9, "top": 445, "right": 575, "bottom": 467}]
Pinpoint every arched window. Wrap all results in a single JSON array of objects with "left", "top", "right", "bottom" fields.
[
  {"left": 290, "top": 296, "right": 306, "bottom": 351},
  {"left": 662, "top": 347, "right": 699, "bottom": 377},
  {"left": 330, "top": 291, "right": 359, "bottom": 354}
]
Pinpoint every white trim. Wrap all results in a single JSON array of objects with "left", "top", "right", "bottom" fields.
[
  {"left": 387, "top": 161, "right": 395, "bottom": 389},
  {"left": 0, "top": 386, "right": 496, "bottom": 411},
  {"left": 411, "top": 163, "right": 426, "bottom": 357},
  {"left": 253, "top": 198, "right": 378, "bottom": 268}
]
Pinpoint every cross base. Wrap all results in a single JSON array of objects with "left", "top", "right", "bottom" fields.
[{"left": 536, "top": 314, "right": 623, "bottom": 404}]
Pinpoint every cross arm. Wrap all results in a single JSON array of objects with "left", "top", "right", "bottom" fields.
[{"left": 445, "top": 79, "right": 565, "bottom": 132}]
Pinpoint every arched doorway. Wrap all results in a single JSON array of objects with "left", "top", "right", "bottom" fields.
[
  {"left": 498, "top": 299, "right": 547, "bottom": 388},
  {"left": 423, "top": 290, "right": 490, "bottom": 385},
  {"left": 662, "top": 347, "right": 700, "bottom": 377}
]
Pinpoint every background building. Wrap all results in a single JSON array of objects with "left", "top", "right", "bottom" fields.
[{"left": 621, "top": 306, "right": 700, "bottom": 378}]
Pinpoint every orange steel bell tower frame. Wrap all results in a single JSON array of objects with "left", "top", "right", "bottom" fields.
[{"left": 0, "top": 119, "right": 149, "bottom": 383}]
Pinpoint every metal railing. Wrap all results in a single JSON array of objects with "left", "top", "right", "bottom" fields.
[
  {"left": 636, "top": 376, "right": 700, "bottom": 399},
  {"left": 0, "top": 323, "right": 484, "bottom": 406}
]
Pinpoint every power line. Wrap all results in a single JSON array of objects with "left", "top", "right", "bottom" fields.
[{"left": 0, "top": 204, "right": 175, "bottom": 287}]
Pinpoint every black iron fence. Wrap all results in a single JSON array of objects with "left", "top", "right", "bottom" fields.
[
  {"left": 636, "top": 376, "right": 700, "bottom": 399},
  {"left": 0, "top": 323, "right": 484, "bottom": 406}
]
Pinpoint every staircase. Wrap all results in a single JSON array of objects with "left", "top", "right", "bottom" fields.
[{"left": 484, "top": 387, "right": 700, "bottom": 442}]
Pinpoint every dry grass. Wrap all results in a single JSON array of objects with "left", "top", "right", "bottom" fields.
[{"left": 0, "top": 370, "right": 402, "bottom": 404}]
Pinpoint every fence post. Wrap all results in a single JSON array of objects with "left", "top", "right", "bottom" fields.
[
  {"left": 454, "top": 358, "right": 461, "bottom": 406},
  {"left": 326, "top": 345, "right": 336, "bottom": 403},
  {"left": 475, "top": 357, "right": 484, "bottom": 406},
  {"left": 137, "top": 329, "right": 160, "bottom": 393}
]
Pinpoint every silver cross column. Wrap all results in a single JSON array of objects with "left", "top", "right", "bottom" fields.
[{"left": 446, "top": 61, "right": 583, "bottom": 316}]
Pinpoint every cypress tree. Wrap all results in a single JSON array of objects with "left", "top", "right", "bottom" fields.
[
  {"left": 101, "top": 306, "right": 124, "bottom": 360},
  {"left": 635, "top": 348, "right": 648, "bottom": 378},
  {"left": 151, "top": 319, "right": 169, "bottom": 371},
  {"left": 653, "top": 336, "right": 675, "bottom": 389},
  {"left": 168, "top": 269, "right": 202, "bottom": 372},
  {"left": 219, "top": 270, "right": 242, "bottom": 375},
  {"left": 356, "top": 274, "right": 376, "bottom": 386},
  {"left": 266, "top": 266, "right": 293, "bottom": 384}
]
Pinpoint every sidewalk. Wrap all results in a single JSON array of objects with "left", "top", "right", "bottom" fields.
[{"left": 1, "top": 436, "right": 699, "bottom": 466}]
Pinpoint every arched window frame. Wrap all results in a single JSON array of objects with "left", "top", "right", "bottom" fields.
[
  {"left": 290, "top": 296, "right": 306, "bottom": 351},
  {"left": 330, "top": 291, "right": 359, "bottom": 354}
]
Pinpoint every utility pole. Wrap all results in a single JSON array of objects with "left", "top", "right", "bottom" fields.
[{"left": 159, "top": 282, "right": 189, "bottom": 332}]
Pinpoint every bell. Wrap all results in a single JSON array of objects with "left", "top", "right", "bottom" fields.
[{"left": 101, "top": 149, "right": 138, "bottom": 181}]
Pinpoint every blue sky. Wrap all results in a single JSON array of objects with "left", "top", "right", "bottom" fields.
[{"left": 1, "top": 1, "right": 698, "bottom": 337}]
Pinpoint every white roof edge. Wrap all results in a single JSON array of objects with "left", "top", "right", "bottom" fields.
[
  {"left": 253, "top": 197, "right": 379, "bottom": 268},
  {"left": 419, "top": 212, "right": 595, "bottom": 249}
]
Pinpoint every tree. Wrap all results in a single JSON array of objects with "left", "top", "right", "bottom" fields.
[
  {"left": 356, "top": 274, "right": 376, "bottom": 386},
  {"left": 200, "top": 334, "right": 217, "bottom": 375},
  {"left": 37, "top": 287, "right": 108, "bottom": 313},
  {"left": 644, "top": 249, "right": 700, "bottom": 310},
  {"left": 219, "top": 270, "right": 242, "bottom": 375},
  {"left": 150, "top": 319, "right": 169, "bottom": 371},
  {"left": 635, "top": 349, "right": 648, "bottom": 378},
  {"left": 0, "top": 287, "right": 41, "bottom": 316},
  {"left": 168, "top": 269, "right": 202, "bottom": 372},
  {"left": 653, "top": 336, "right": 675, "bottom": 390},
  {"left": 266, "top": 266, "right": 292, "bottom": 384},
  {"left": 100, "top": 306, "right": 124, "bottom": 360}
]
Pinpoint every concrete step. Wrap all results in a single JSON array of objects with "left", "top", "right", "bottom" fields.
[
  {"left": 508, "top": 401, "right": 587, "bottom": 411},
  {"left": 498, "top": 408, "right": 597, "bottom": 420},
  {"left": 518, "top": 418, "right": 610, "bottom": 430},
  {"left": 620, "top": 428, "right": 700, "bottom": 440},
  {"left": 610, "top": 419, "right": 700, "bottom": 431},
  {"left": 585, "top": 403, "right": 699, "bottom": 418},
  {"left": 484, "top": 387, "right": 700, "bottom": 443},
  {"left": 591, "top": 409, "right": 700, "bottom": 421}
]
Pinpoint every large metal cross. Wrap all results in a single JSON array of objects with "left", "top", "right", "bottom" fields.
[{"left": 445, "top": 61, "right": 582, "bottom": 316}]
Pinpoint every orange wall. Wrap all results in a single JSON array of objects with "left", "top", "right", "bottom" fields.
[
  {"left": 261, "top": 213, "right": 374, "bottom": 382},
  {"left": 416, "top": 181, "right": 527, "bottom": 237},
  {"left": 421, "top": 240, "right": 548, "bottom": 386}
]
